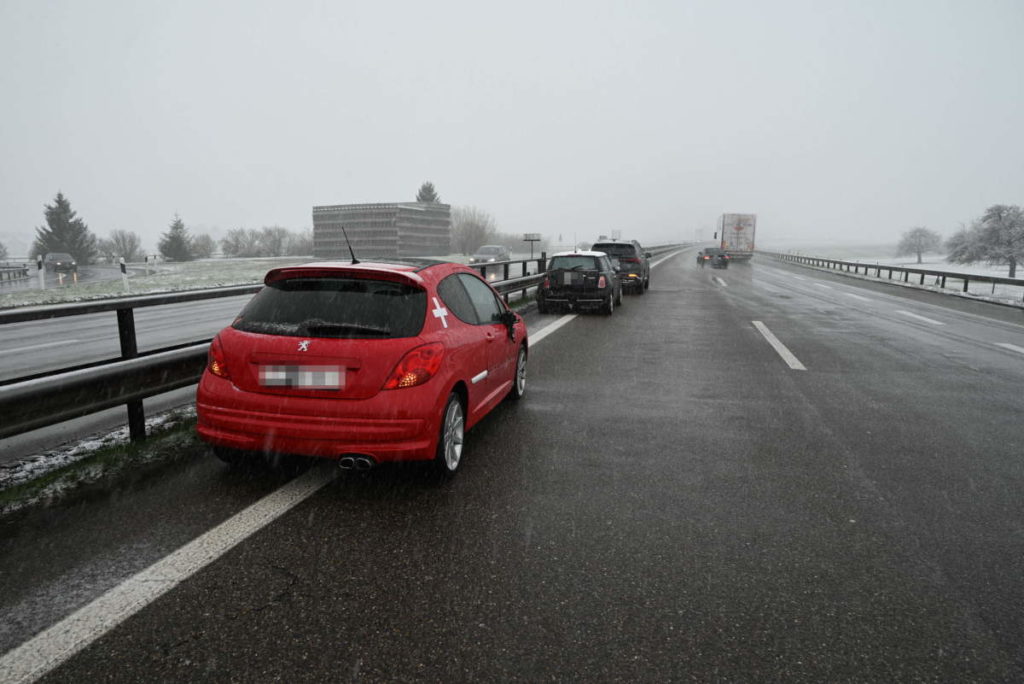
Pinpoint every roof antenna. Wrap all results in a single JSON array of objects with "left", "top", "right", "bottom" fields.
[{"left": 341, "top": 225, "right": 360, "bottom": 264}]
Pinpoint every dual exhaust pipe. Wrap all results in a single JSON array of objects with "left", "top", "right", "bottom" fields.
[{"left": 338, "top": 455, "right": 375, "bottom": 471}]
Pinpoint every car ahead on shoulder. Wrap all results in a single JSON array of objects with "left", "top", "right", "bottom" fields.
[
  {"left": 196, "top": 259, "right": 528, "bottom": 477},
  {"left": 590, "top": 239, "right": 651, "bottom": 294},
  {"left": 697, "top": 247, "right": 730, "bottom": 269},
  {"left": 43, "top": 252, "right": 77, "bottom": 273},
  {"left": 468, "top": 244, "right": 511, "bottom": 264},
  {"left": 536, "top": 250, "right": 622, "bottom": 315}
]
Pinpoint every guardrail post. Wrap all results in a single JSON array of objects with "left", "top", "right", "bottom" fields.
[
  {"left": 538, "top": 252, "right": 546, "bottom": 274},
  {"left": 503, "top": 262, "right": 510, "bottom": 281},
  {"left": 116, "top": 307, "right": 146, "bottom": 441},
  {"left": 963, "top": 278, "right": 970, "bottom": 293}
]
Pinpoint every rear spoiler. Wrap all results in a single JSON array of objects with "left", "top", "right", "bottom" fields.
[{"left": 264, "top": 266, "right": 426, "bottom": 288}]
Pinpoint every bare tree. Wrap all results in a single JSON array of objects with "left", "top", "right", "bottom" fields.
[
  {"left": 285, "top": 230, "right": 313, "bottom": 256},
  {"left": 0, "top": 241, "right": 8, "bottom": 261},
  {"left": 259, "top": 226, "right": 291, "bottom": 256},
  {"left": 896, "top": 226, "right": 942, "bottom": 264},
  {"left": 220, "top": 228, "right": 261, "bottom": 257},
  {"left": 946, "top": 205, "right": 1024, "bottom": 277},
  {"left": 451, "top": 206, "right": 497, "bottom": 255},
  {"left": 192, "top": 233, "right": 217, "bottom": 259}
]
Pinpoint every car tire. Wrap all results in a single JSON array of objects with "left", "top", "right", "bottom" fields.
[
  {"left": 603, "top": 294, "right": 614, "bottom": 315},
  {"left": 213, "top": 446, "right": 247, "bottom": 467},
  {"left": 636, "top": 281, "right": 645, "bottom": 296},
  {"left": 614, "top": 288, "right": 622, "bottom": 306},
  {"left": 508, "top": 345, "right": 527, "bottom": 400},
  {"left": 644, "top": 274, "right": 650, "bottom": 290},
  {"left": 434, "top": 392, "right": 465, "bottom": 477},
  {"left": 537, "top": 299, "right": 549, "bottom": 314}
]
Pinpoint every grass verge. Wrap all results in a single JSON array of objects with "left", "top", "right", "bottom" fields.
[{"left": 0, "top": 409, "right": 205, "bottom": 519}]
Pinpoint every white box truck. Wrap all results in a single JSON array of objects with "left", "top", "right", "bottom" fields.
[{"left": 718, "top": 213, "right": 756, "bottom": 259}]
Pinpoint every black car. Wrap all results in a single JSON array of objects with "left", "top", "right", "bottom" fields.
[
  {"left": 43, "top": 252, "right": 77, "bottom": 273},
  {"left": 590, "top": 239, "right": 651, "bottom": 294},
  {"left": 537, "top": 251, "right": 622, "bottom": 315},
  {"left": 697, "top": 247, "right": 730, "bottom": 269}
]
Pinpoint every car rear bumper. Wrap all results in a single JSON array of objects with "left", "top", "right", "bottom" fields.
[
  {"left": 539, "top": 290, "right": 608, "bottom": 308},
  {"left": 196, "top": 375, "right": 438, "bottom": 462}
]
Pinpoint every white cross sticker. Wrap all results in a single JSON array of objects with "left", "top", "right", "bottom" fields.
[{"left": 432, "top": 297, "right": 449, "bottom": 329}]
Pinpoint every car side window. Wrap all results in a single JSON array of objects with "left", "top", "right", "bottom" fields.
[
  {"left": 436, "top": 275, "right": 478, "bottom": 325},
  {"left": 459, "top": 273, "right": 504, "bottom": 324}
]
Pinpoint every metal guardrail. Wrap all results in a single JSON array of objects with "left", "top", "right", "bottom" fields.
[
  {"left": 761, "top": 251, "right": 1024, "bottom": 304},
  {"left": 0, "top": 265, "right": 30, "bottom": 284},
  {"left": 0, "top": 247, "right": 684, "bottom": 444}
]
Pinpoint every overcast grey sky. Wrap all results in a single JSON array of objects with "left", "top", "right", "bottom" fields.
[{"left": 1, "top": 0, "right": 1022, "bottom": 254}]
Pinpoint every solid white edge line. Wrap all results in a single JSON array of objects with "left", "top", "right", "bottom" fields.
[
  {"left": 751, "top": 321, "right": 807, "bottom": 371},
  {"left": 896, "top": 310, "right": 944, "bottom": 326},
  {"left": 0, "top": 466, "right": 337, "bottom": 684},
  {"left": 529, "top": 314, "right": 578, "bottom": 344},
  {"left": 995, "top": 343, "right": 1024, "bottom": 355}
]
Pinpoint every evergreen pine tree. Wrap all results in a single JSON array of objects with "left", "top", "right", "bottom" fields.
[
  {"left": 416, "top": 181, "right": 440, "bottom": 203},
  {"left": 31, "top": 192, "right": 99, "bottom": 264},
  {"left": 159, "top": 214, "right": 194, "bottom": 261}
]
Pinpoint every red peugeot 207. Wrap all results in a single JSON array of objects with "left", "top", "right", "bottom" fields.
[{"left": 196, "top": 259, "right": 528, "bottom": 476}]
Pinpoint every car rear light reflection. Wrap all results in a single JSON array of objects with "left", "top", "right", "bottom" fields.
[
  {"left": 383, "top": 342, "right": 445, "bottom": 390},
  {"left": 208, "top": 335, "right": 230, "bottom": 379}
]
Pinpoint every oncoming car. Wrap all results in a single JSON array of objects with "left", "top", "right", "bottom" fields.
[
  {"left": 536, "top": 250, "right": 622, "bottom": 315},
  {"left": 468, "top": 244, "right": 511, "bottom": 263},
  {"left": 196, "top": 259, "right": 528, "bottom": 477},
  {"left": 43, "top": 252, "right": 77, "bottom": 273}
]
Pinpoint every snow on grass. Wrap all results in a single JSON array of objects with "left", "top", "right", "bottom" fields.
[{"left": 0, "top": 407, "right": 199, "bottom": 518}]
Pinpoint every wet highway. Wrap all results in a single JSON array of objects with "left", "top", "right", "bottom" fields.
[{"left": 2, "top": 251, "right": 1023, "bottom": 682}]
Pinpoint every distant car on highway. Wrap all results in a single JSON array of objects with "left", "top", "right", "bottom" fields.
[
  {"left": 697, "top": 247, "right": 730, "bottom": 269},
  {"left": 43, "top": 252, "right": 77, "bottom": 273},
  {"left": 196, "top": 259, "right": 528, "bottom": 478},
  {"left": 590, "top": 239, "right": 651, "bottom": 294},
  {"left": 537, "top": 250, "right": 622, "bottom": 315},
  {"left": 468, "top": 245, "right": 511, "bottom": 264}
]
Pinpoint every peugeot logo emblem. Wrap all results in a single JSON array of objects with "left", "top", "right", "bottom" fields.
[{"left": 298, "top": 340, "right": 311, "bottom": 352}]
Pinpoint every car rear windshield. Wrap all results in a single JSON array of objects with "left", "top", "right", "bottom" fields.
[
  {"left": 233, "top": 277, "right": 426, "bottom": 338},
  {"left": 592, "top": 244, "right": 636, "bottom": 257},
  {"left": 548, "top": 256, "right": 600, "bottom": 270}
]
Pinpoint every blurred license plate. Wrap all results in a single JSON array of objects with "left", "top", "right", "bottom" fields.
[{"left": 259, "top": 365, "right": 344, "bottom": 389}]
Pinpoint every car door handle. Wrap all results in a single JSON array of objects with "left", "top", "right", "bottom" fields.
[{"left": 485, "top": 332, "right": 497, "bottom": 341}]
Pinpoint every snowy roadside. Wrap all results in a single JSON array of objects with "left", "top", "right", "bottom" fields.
[
  {"left": 0, "top": 407, "right": 202, "bottom": 519},
  {"left": 763, "top": 253, "right": 1024, "bottom": 309}
]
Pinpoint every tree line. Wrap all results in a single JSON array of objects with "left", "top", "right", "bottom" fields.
[
  {"left": 18, "top": 192, "right": 312, "bottom": 264},
  {"left": 896, "top": 204, "right": 1024, "bottom": 278}
]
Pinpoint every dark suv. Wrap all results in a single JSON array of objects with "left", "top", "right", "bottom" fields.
[{"left": 590, "top": 239, "right": 650, "bottom": 294}]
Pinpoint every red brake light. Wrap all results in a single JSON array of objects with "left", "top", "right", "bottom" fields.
[
  {"left": 621, "top": 257, "right": 640, "bottom": 263},
  {"left": 543, "top": 276, "right": 550, "bottom": 288},
  {"left": 383, "top": 342, "right": 445, "bottom": 390},
  {"left": 598, "top": 275, "right": 607, "bottom": 288},
  {"left": 208, "top": 335, "right": 230, "bottom": 379}
]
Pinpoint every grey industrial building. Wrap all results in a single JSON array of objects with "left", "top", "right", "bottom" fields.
[{"left": 312, "top": 202, "right": 451, "bottom": 259}]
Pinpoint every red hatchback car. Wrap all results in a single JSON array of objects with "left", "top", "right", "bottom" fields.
[{"left": 196, "top": 259, "right": 528, "bottom": 476}]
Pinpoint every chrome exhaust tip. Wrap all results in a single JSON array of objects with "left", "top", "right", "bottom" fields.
[
  {"left": 354, "top": 457, "right": 375, "bottom": 471},
  {"left": 338, "top": 456, "right": 356, "bottom": 470}
]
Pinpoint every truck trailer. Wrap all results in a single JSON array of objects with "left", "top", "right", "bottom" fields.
[{"left": 718, "top": 213, "right": 756, "bottom": 259}]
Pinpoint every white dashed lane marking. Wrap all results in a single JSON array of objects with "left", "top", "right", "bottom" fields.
[
  {"left": 896, "top": 310, "right": 944, "bottom": 326},
  {"left": 752, "top": 321, "right": 807, "bottom": 371}
]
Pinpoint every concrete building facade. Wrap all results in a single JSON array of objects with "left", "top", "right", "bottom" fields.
[{"left": 312, "top": 202, "right": 451, "bottom": 259}]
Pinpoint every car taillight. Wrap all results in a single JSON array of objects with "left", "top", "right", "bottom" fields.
[
  {"left": 383, "top": 343, "right": 445, "bottom": 390},
  {"left": 621, "top": 257, "right": 640, "bottom": 263},
  {"left": 543, "top": 277, "right": 550, "bottom": 288},
  {"left": 598, "top": 275, "right": 607, "bottom": 288},
  {"left": 208, "top": 335, "right": 229, "bottom": 379}
]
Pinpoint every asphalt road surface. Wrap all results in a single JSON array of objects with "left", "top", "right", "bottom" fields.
[{"left": 1, "top": 251, "right": 1023, "bottom": 682}]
